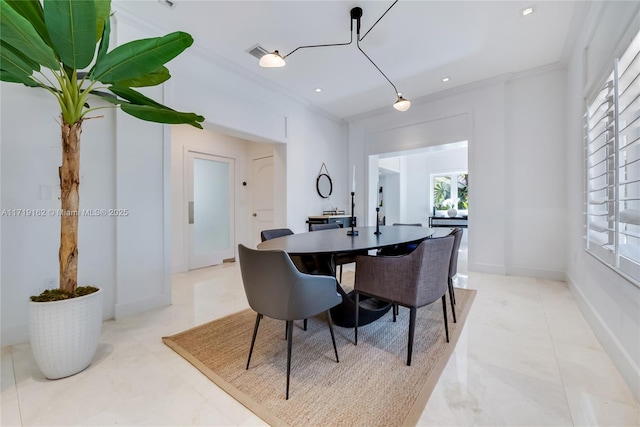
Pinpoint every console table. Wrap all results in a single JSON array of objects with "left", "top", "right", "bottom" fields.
[
  {"left": 307, "top": 215, "right": 356, "bottom": 231},
  {"left": 429, "top": 216, "right": 468, "bottom": 228}
]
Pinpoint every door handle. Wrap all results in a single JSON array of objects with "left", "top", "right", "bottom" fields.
[
  {"left": 252, "top": 213, "right": 257, "bottom": 217},
  {"left": 189, "top": 201, "right": 194, "bottom": 224}
]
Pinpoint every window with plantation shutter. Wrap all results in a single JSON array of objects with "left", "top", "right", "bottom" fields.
[{"left": 584, "top": 30, "right": 640, "bottom": 286}]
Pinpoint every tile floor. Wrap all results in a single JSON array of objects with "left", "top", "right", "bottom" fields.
[{"left": 2, "top": 243, "right": 639, "bottom": 426}]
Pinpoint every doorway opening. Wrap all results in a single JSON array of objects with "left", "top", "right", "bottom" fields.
[{"left": 368, "top": 141, "right": 469, "bottom": 272}]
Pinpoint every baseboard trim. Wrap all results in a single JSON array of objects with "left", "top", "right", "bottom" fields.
[
  {"left": 566, "top": 272, "right": 640, "bottom": 403},
  {"left": 468, "top": 262, "right": 506, "bottom": 275},
  {"left": 506, "top": 266, "right": 566, "bottom": 281}
]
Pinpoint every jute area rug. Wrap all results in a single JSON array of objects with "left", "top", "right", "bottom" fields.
[{"left": 163, "top": 272, "right": 476, "bottom": 427}]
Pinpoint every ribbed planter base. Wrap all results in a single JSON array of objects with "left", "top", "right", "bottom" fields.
[{"left": 29, "top": 288, "right": 103, "bottom": 379}]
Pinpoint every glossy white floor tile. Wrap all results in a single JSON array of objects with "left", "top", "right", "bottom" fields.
[{"left": 2, "top": 253, "right": 639, "bottom": 426}]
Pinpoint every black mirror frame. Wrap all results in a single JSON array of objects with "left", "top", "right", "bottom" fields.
[{"left": 316, "top": 173, "right": 333, "bottom": 198}]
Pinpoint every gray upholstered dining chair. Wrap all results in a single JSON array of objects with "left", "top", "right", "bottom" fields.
[
  {"left": 445, "top": 228, "right": 464, "bottom": 323},
  {"left": 353, "top": 236, "right": 454, "bottom": 366},
  {"left": 238, "top": 244, "right": 342, "bottom": 400}
]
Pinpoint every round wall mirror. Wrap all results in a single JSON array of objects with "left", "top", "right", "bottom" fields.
[{"left": 316, "top": 173, "right": 333, "bottom": 198}]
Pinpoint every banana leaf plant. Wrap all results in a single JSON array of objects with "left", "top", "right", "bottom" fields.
[{"left": 0, "top": 0, "right": 204, "bottom": 295}]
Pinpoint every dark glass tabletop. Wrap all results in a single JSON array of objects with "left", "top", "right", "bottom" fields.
[{"left": 257, "top": 225, "right": 434, "bottom": 255}]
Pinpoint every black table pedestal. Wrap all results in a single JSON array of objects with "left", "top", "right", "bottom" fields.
[
  {"left": 313, "top": 253, "right": 392, "bottom": 327},
  {"left": 331, "top": 289, "right": 392, "bottom": 328}
]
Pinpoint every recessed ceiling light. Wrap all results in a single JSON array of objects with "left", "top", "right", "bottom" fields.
[
  {"left": 442, "top": 77, "right": 450, "bottom": 82},
  {"left": 314, "top": 88, "right": 322, "bottom": 93},
  {"left": 521, "top": 6, "right": 535, "bottom": 16}
]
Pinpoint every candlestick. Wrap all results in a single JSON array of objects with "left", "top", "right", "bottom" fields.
[
  {"left": 347, "top": 191, "right": 358, "bottom": 236},
  {"left": 352, "top": 165, "right": 356, "bottom": 193},
  {"left": 374, "top": 207, "right": 381, "bottom": 235}
]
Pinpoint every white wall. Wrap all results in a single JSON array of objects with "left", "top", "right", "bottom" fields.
[
  {"left": 349, "top": 68, "right": 567, "bottom": 280},
  {"left": 504, "top": 67, "right": 567, "bottom": 278},
  {"left": 564, "top": 2, "right": 640, "bottom": 401},
  {"left": 284, "top": 108, "right": 349, "bottom": 232},
  {"left": 110, "top": 16, "right": 172, "bottom": 319},
  {"left": 1, "top": 85, "right": 117, "bottom": 345}
]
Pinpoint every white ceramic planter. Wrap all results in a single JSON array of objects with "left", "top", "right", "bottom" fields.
[{"left": 29, "top": 288, "right": 103, "bottom": 379}]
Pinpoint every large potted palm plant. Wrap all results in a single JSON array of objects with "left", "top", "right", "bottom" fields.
[{"left": 0, "top": 0, "right": 203, "bottom": 379}]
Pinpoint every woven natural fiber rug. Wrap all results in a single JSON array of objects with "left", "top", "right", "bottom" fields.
[{"left": 163, "top": 272, "right": 476, "bottom": 427}]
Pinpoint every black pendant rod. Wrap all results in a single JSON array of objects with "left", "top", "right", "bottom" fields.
[
  {"left": 357, "top": 36, "right": 399, "bottom": 96},
  {"left": 360, "top": 0, "right": 399, "bottom": 41},
  {"left": 283, "top": 32, "right": 353, "bottom": 59},
  {"left": 282, "top": 0, "right": 401, "bottom": 96}
]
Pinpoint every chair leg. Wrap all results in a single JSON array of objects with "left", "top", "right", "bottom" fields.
[
  {"left": 449, "top": 277, "right": 457, "bottom": 305},
  {"left": 441, "top": 295, "right": 449, "bottom": 343},
  {"left": 247, "top": 313, "right": 262, "bottom": 370},
  {"left": 354, "top": 292, "right": 360, "bottom": 345},
  {"left": 303, "top": 319, "right": 308, "bottom": 331},
  {"left": 286, "top": 320, "right": 293, "bottom": 400},
  {"left": 448, "top": 280, "right": 457, "bottom": 323},
  {"left": 326, "top": 310, "right": 339, "bottom": 363},
  {"left": 392, "top": 303, "right": 398, "bottom": 322},
  {"left": 407, "top": 307, "right": 416, "bottom": 366},
  {"left": 284, "top": 321, "right": 288, "bottom": 340},
  {"left": 339, "top": 264, "right": 343, "bottom": 282}
]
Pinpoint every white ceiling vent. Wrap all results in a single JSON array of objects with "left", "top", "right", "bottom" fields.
[
  {"left": 158, "top": 0, "right": 175, "bottom": 9},
  {"left": 246, "top": 44, "right": 269, "bottom": 60}
]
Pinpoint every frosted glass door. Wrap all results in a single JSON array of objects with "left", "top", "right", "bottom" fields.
[{"left": 187, "top": 151, "right": 234, "bottom": 270}]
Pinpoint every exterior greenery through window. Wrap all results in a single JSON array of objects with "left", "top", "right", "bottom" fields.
[{"left": 433, "top": 173, "right": 468, "bottom": 212}]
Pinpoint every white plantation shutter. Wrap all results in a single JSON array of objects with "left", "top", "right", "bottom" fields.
[
  {"left": 585, "top": 30, "right": 640, "bottom": 285},
  {"left": 585, "top": 77, "right": 615, "bottom": 261},
  {"left": 616, "top": 31, "right": 640, "bottom": 279}
]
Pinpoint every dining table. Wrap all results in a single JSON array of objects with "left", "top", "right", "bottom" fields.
[{"left": 257, "top": 225, "right": 436, "bottom": 327}]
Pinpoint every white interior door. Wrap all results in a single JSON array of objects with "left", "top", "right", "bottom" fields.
[
  {"left": 252, "top": 156, "right": 274, "bottom": 246},
  {"left": 186, "top": 151, "right": 235, "bottom": 270}
]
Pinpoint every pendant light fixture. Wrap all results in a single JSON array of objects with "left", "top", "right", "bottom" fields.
[{"left": 259, "top": 0, "right": 410, "bottom": 112}]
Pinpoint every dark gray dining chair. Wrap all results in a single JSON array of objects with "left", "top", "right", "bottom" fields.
[
  {"left": 238, "top": 244, "right": 342, "bottom": 400},
  {"left": 260, "top": 228, "right": 294, "bottom": 241},
  {"left": 353, "top": 236, "right": 454, "bottom": 366},
  {"left": 445, "top": 227, "right": 464, "bottom": 323},
  {"left": 309, "top": 223, "right": 360, "bottom": 281},
  {"left": 378, "top": 223, "right": 422, "bottom": 256},
  {"left": 260, "top": 228, "right": 316, "bottom": 274}
]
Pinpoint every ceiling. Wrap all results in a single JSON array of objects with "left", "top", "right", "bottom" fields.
[{"left": 113, "top": 0, "right": 579, "bottom": 120}]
